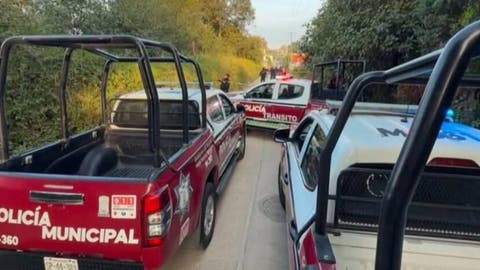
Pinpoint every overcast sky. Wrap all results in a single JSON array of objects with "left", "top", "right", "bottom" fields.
[{"left": 247, "top": 0, "right": 323, "bottom": 49}]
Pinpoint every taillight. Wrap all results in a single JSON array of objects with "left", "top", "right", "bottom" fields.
[
  {"left": 428, "top": 157, "right": 479, "bottom": 168},
  {"left": 143, "top": 188, "right": 172, "bottom": 246}
]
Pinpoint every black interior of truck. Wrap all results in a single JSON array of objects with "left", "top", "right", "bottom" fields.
[
  {"left": 334, "top": 164, "right": 480, "bottom": 241},
  {"left": 0, "top": 94, "right": 203, "bottom": 179},
  {"left": 0, "top": 126, "right": 201, "bottom": 178}
]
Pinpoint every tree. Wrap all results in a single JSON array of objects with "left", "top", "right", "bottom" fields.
[
  {"left": 301, "top": 0, "right": 480, "bottom": 69},
  {"left": 0, "top": 0, "right": 38, "bottom": 37},
  {"left": 200, "top": 0, "right": 254, "bottom": 37},
  {"left": 301, "top": 0, "right": 480, "bottom": 127},
  {"left": 35, "top": 0, "right": 114, "bottom": 34}
]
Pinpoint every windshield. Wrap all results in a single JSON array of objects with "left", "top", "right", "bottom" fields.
[{"left": 110, "top": 99, "right": 201, "bottom": 129}]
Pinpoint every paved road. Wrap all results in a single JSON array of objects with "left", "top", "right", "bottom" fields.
[{"left": 163, "top": 130, "right": 288, "bottom": 270}]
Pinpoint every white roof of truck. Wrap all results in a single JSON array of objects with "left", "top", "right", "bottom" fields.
[
  {"left": 317, "top": 110, "right": 480, "bottom": 167},
  {"left": 118, "top": 87, "right": 222, "bottom": 105},
  {"left": 310, "top": 104, "right": 480, "bottom": 209}
]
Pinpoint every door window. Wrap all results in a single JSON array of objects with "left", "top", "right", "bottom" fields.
[
  {"left": 301, "top": 126, "right": 326, "bottom": 188},
  {"left": 218, "top": 94, "right": 235, "bottom": 118},
  {"left": 293, "top": 118, "right": 314, "bottom": 152},
  {"left": 207, "top": 96, "right": 224, "bottom": 122},
  {"left": 278, "top": 84, "right": 304, "bottom": 99},
  {"left": 245, "top": 83, "right": 274, "bottom": 99}
]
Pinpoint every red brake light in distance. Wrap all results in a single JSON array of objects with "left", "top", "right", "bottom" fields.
[
  {"left": 428, "top": 157, "right": 479, "bottom": 168},
  {"left": 143, "top": 188, "right": 172, "bottom": 246}
]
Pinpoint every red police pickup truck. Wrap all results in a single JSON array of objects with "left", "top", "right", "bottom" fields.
[{"left": 0, "top": 36, "right": 245, "bottom": 270}]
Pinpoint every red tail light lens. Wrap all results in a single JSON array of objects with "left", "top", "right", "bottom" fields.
[
  {"left": 428, "top": 157, "right": 479, "bottom": 168},
  {"left": 143, "top": 188, "right": 172, "bottom": 246}
]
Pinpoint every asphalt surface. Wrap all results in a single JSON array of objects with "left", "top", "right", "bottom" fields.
[{"left": 163, "top": 130, "right": 288, "bottom": 270}]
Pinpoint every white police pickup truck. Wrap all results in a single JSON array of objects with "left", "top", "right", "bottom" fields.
[
  {"left": 275, "top": 100, "right": 480, "bottom": 270},
  {"left": 229, "top": 78, "right": 320, "bottom": 129}
]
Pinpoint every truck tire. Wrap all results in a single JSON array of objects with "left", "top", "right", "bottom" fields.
[
  {"left": 199, "top": 183, "right": 216, "bottom": 249},
  {"left": 237, "top": 125, "right": 246, "bottom": 160},
  {"left": 278, "top": 164, "right": 286, "bottom": 210}
]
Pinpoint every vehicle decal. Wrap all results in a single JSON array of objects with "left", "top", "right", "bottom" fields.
[
  {"left": 377, "top": 128, "right": 407, "bottom": 137},
  {"left": 265, "top": 112, "right": 298, "bottom": 122},
  {"left": 0, "top": 234, "right": 19, "bottom": 246},
  {"left": 97, "top": 195, "right": 110, "bottom": 217},
  {"left": 457, "top": 131, "right": 480, "bottom": 142},
  {"left": 244, "top": 103, "right": 299, "bottom": 123},
  {"left": 111, "top": 195, "right": 136, "bottom": 219},
  {"left": 437, "top": 130, "right": 467, "bottom": 141},
  {"left": 0, "top": 206, "right": 139, "bottom": 245},
  {"left": 377, "top": 127, "right": 469, "bottom": 141},
  {"left": 179, "top": 217, "right": 190, "bottom": 245},
  {"left": 42, "top": 226, "right": 138, "bottom": 244},
  {"left": 244, "top": 104, "right": 266, "bottom": 114},
  {"left": 175, "top": 173, "right": 193, "bottom": 219},
  {"left": 0, "top": 206, "right": 51, "bottom": 226}
]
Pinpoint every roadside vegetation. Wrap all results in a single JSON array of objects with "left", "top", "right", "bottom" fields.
[
  {"left": 301, "top": 0, "right": 480, "bottom": 127},
  {"left": 0, "top": 0, "right": 264, "bottom": 153}
]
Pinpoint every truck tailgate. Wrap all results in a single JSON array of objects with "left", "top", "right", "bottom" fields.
[
  {"left": 331, "top": 231, "right": 480, "bottom": 270},
  {"left": 0, "top": 173, "right": 148, "bottom": 261}
]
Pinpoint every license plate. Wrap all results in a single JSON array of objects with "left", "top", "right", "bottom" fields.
[{"left": 44, "top": 257, "right": 79, "bottom": 270}]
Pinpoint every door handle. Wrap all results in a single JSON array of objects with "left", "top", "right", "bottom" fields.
[
  {"left": 289, "top": 220, "right": 298, "bottom": 240},
  {"left": 30, "top": 191, "right": 84, "bottom": 205},
  {"left": 283, "top": 173, "right": 289, "bottom": 185}
]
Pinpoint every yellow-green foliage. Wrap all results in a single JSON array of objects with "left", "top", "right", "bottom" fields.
[
  {"left": 66, "top": 53, "right": 261, "bottom": 139},
  {"left": 195, "top": 54, "right": 261, "bottom": 91}
]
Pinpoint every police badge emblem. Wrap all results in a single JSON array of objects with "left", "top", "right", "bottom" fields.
[{"left": 175, "top": 173, "right": 193, "bottom": 218}]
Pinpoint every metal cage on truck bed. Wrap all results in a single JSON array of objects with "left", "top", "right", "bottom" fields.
[{"left": 0, "top": 35, "right": 207, "bottom": 167}]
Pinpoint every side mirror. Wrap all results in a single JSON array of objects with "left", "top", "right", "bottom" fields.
[
  {"left": 273, "top": 128, "right": 290, "bottom": 143},
  {"left": 236, "top": 103, "right": 245, "bottom": 113}
]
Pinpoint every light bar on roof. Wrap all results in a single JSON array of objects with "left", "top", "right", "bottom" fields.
[{"left": 326, "top": 100, "right": 418, "bottom": 114}]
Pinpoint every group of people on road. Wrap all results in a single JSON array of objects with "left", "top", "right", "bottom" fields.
[
  {"left": 259, "top": 66, "right": 288, "bottom": 82},
  {"left": 217, "top": 66, "right": 288, "bottom": 93}
]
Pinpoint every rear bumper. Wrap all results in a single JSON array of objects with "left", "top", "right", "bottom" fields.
[
  {"left": 246, "top": 118, "right": 290, "bottom": 130},
  {"left": 0, "top": 249, "right": 143, "bottom": 270}
]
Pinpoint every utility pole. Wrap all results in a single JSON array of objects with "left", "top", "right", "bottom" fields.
[{"left": 288, "top": 32, "right": 294, "bottom": 70}]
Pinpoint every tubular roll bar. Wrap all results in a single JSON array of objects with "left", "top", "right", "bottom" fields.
[
  {"left": 0, "top": 35, "right": 207, "bottom": 166},
  {"left": 314, "top": 20, "right": 480, "bottom": 270},
  {"left": 315, "top": 48, "right": 443, "bottom": 236},
  {"left": 311, "top": 59, "right": 367, "bottom": 100},
  {"left": 375, "top": 20, "right": 480, "bottom": 270}
]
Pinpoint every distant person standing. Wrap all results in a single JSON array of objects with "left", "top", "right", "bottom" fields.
[
  {"left": 219, "top": 73, "right": 230, "bottom": 92},
  {"left": 269, "top": 67, "right": 276, "bottom": 79},
  {"left": 259, "top": 67, "right": 267, "bottom": 82}
]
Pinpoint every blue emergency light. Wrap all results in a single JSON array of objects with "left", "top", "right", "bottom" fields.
[{"left": 446, "top": 108, "right": 455, "bottom": 118}]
